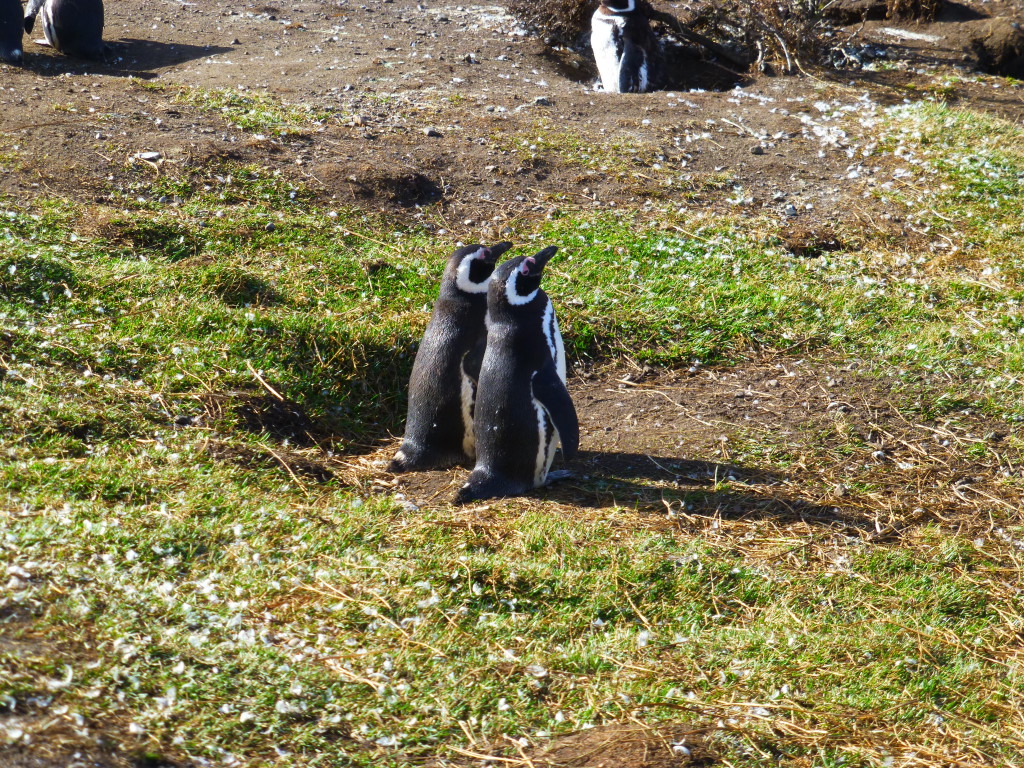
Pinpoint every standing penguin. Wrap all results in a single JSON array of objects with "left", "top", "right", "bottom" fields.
[
  {"left": 390, "top": 241, "right": 514, "bottom": 473},
  {"left": 591, "top": 0, "right": 661, "bottom": 94},
  {"left": 455, "top": 246, "right": 578, "bottom": 504},
  {"left": 24, "top": 0, "right": 106, "bottom": 60},
  {"left": 1, "top": 0, "right": 23, "bottom": 65}
]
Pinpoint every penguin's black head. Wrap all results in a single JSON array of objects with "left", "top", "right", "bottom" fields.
[
  {"left": 451, "top": 241, "right": 513, "bottom": 294},
  {"left": 496, "top": 245, "right": 557, "bottom": 306},
  {"left": 600, "top": 0, "right": 638, "bottom": 13}
]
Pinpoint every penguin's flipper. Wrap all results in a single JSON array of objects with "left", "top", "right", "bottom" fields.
[
  {"left": 24, "top": 0, "right": 45, "bottom": 34},
  {"left": 532, "top": 363, "right": 579, "bottom": 460},
  {"left": 618, "top": 41, "right": 648, "bottom": 94}
]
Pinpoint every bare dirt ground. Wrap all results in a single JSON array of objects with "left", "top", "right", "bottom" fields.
[
  {"left": 1, "top": 0, "right": 1022, "bottom": 235},
  {"left": 1, "top": 2, "right": 1023, "bottom": 766}
]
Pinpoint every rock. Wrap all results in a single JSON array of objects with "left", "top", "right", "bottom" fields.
[
  {"left": 423, "top": 127, "right": 442, "bottom": 137},
  {"left": 966, "top": 18, "right": 1024, "bottom": 79},
  {"left": 265, "top": 222, "right": 276, "bottom": 233},
  {"left": 137, "top": 151, "right": 162, "bottom": 161},
  {"left": 750, "top": 144, "right": 765, "bottom": 155},
  {"left": 784, "top": 203, "right": 798, "bottom": 217},
  {"left": 533, "top": 96, "right": 553, "bottom": 106}
]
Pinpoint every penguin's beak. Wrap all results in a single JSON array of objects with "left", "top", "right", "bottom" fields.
[
  {"left": 482, "top": 241, "right": 513, "bottom": 263},
  {"left": 531, "top": 245, "right": 558, "bottom": 269}
]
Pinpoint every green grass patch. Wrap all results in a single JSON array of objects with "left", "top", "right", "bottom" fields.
[
  {"left": 173, "top": 87, "right": 342, "bottom": 136},
  {"left": 3, "top": 99, "right": 1024, "bottom": 766}
]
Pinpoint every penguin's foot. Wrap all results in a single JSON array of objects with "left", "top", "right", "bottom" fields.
[
  {"left": 388, "top": 446, "right": 466, "bottom": 473},
  {"left": 454, "top": 472, "right": 529, "bottom": 505},
  {"left": 543, "top": 469, "right": 575, "bottom": 486}
]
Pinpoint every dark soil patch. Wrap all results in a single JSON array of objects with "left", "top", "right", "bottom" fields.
[
  {"left": 968, "top": 17, "right": 1024, "bottom": 77},
  {"left": 235, "top": 394, "right": 324, "bottom": 447},
  {"left": 208, "top": 440, "right": 335, "bottom": 483},
  {"left": 317, "top": 163, "right": 445, "bottom": 206},
  {"left": 778, "top": 225, "right": 844, "bottom": 258}
]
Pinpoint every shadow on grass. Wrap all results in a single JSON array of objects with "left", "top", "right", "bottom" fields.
[{"left": 543, "top": 449, "right": 869, "bottom": 531}]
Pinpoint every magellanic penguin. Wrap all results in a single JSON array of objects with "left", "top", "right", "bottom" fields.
[
  {"left": 25, "top": 0, "right": 106, "bottom": 60},
  {"left": 455, "top": 246, "right": 578, "bottom": 504},
  {"left": 591, "top": 0, "right": 661, "bottom": 94},
  {"left": 1, "top": 0, "right": 24, "bottom": 65},
  {"left": 390, "top": 241, "right": 514, "bottom": 473}
]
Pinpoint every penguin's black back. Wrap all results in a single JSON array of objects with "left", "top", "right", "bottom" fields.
[
  {"left": 392, "top": 251, "right": 494, "bottom": 471},
  {"left": 464, "top": 259, "right": 559, "bottom": 496}
]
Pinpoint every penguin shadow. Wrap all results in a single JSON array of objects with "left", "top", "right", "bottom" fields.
[
  {"left": 23, "top": 38, "right": 234, "bottom": 78},
  {"left": 542, "top": 449, "right": 872, "bottom": 532}
]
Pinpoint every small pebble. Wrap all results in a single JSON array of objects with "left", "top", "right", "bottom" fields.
[{"left": 423, "top": 127, "right": 442, "bottom": 137}]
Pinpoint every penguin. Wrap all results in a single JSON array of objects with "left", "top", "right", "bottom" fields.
[
  {"left": 455, "top": 246, "right": 578, "bottom": 504},
  {"left": 390, "top": 241, "right": 514, "bottom": 473},
  {"left": 1, "top": 0, "right": 23, "bottom": 65},
  {"left": 591, "top": 0, "right": 661, "bottom": 94},
  {"left": 24, "top": 0, "right": 106, "bottom": 60}
]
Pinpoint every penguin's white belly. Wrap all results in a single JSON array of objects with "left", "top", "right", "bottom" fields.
[
  {"left": 532, "top": 399, "right": 559, "bottom": 486},
  {"left": 460, "top": 371, "right": 476, "bottom": 460},
  {"left": 591, "top": 15, "right": 624, "bottom": 93},
  {"left": 40, "top": 0, "right": 58, "bottom": 47}
]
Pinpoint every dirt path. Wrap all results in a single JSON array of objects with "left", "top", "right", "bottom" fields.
[{"left": 1, "top": 1, "right": 1021, "bottom": 233}]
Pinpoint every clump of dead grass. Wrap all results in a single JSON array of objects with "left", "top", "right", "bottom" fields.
[
  {"left": 506, "top": 0, "right": 598, "bottom": 46},
  {"left": 886, "top": 0, "right": 943, "bottom": 22}
]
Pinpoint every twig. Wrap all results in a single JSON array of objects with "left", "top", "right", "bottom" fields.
[{"left": 245, "top": 360, "right": 285, "bottom": 402}]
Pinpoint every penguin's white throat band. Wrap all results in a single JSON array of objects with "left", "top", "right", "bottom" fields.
[
  {"left": 455, "top": 254, "right": 491, "bottom": 293},
  {"left": 506, "top": 272, "right": 539, "bottom": 306}
]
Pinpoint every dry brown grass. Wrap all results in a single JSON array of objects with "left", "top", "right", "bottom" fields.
[{"left": 887, "top": 0, "right": 944, "bottom": 22}]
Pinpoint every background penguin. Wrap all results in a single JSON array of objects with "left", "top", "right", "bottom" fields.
[
  {"left": 25, "top": 0, "right": 106, "bottom": 60},
  {"left": 390, "top": 241, "right": 514, "bottom": 473},
  {"left": 591, "top": 0, "right": 662, "bottom": 94},
  {"left": 1, "top": 0, "right": 24, "bottom": 65},
  {"left": 455, "top": 246, "right": 578, "bottom": 504}
]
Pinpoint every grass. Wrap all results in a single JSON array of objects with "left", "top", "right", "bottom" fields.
[
  {"left": 173, "top": 87, "right": 343, "bottom": 136},
  {"left": 2, "top": 89, "right": 1024, "bottom": 767}
]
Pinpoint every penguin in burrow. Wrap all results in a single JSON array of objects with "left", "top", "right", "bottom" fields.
[
  {"left": 591, "top": 0, "right": 662, "bottom": 94},
  {"left": 1, "top": 0, "right": 24, "bottom": 65},
  {"left": 390, "top": 241, "right": 515, "bottom": 473},
  {"left": 455, "top": 245, "right": 578, "bottom": 504},
  {"left": 24, "top": 0, "right": 106, "bottom": 60}
]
